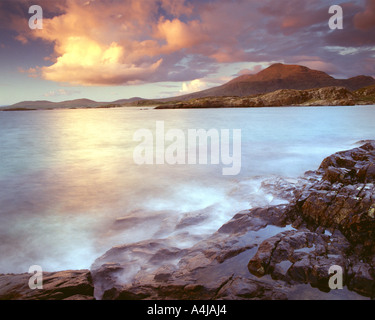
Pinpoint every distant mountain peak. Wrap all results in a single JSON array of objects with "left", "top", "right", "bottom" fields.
[
  {"left": 175, "top": 63, "right": 375, "bottom": 100},
  {"left": 256, "top": 63, "right": 334, "bottom": 80}
]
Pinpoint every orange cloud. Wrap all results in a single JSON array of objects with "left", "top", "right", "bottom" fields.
[
  {"left": 156, "top": 18, "right": 208, "bottom": 53},
  {"left": 18, "top": 0, "right": 167, "bottom": 85},
  {"left": 42, "top": 36, "right": 163, "bottom": 85},
  {"left": 18, "top": 0, "right": 208, "bottom": 85}
]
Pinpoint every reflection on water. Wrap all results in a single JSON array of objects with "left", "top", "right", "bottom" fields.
[{"left": 0, "top": 106, "right": 375, "bottom": 273}]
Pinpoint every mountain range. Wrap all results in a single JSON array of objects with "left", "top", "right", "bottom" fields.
[{"left": 4, "top": 63, "right": 375, "bottom": 110}]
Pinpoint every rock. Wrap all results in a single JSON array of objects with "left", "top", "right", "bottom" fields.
[
  {"left": 246, "top": 141, "right": 375, "bottom": 297},
  {"left": 247, "top": 229, "right": 351, "bottom": 292},
  {"left": 216, "top": 276, "right": 288, "bottom": 300},
  {"left": 175, "top": 207, "right": 211, "bottom": 230},
  {"left": 90, "top": 201, "right": 294, "bottom": 300},
  {"left": 0, "top": 270, "right": 94, "bottom": 300},
  {"left": 290, "top": 142, "right": 375, "bottom": 252},
  {"left": 347, "top": 262, "right": 375, "bottom": 298},
  {"left": 90, "top": 239, "right": 187, "bottom": 299}
]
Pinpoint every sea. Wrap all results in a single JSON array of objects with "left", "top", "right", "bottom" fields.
[{"left": 0, "top": 105, "right": 374, "bottom": 277}]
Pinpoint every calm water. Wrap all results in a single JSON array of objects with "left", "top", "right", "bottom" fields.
[{"left": 0, "top": 105, "right": 375, "bottom": 274}]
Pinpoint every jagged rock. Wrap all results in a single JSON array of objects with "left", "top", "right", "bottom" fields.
[
  {"left": 248, "top": 230, "right": 349, "bottom": 289},
  {"left": 290, "top": 142, "right": 375, "bottom": 252},
  {"left": 347, "top": 262, "right": 375, "bottom": 298},
  {"left": 246, "top": 141, "right": 375, "bottom": 298}
]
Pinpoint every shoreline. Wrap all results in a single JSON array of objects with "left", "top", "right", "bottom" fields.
[
  {"left": 1, "top": 103, "right": 375, "bottom": 112},
  {"left": 1, "top": 141, "right": 374, "bottom": 300},
  {"left": 3, "top": 85, "right": 375, "bottom": 112}
]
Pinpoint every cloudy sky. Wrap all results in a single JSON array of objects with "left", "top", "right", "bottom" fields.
[{"left": 0, "top": 0, "right": 374, "bottom": 105}]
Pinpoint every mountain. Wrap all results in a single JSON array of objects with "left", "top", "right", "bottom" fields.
[
  {"left": 111, "top": 97, "right": 143, "bottom": 104},
  {"left": 4, "top": 63, "right": 375, "bottom": 110},
  {"left": 166, "top": 63, "right": 375, "bottom": 101},
  {"left": 8, "top": 99, "right": 101, "bottom": 109},
  {"left": 5, "top": 97, "right": 149, "bottom": 110}
]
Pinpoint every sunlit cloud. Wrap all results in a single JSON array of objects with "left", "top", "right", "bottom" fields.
[
  {"left": 179, "top": 79, "right": 209, "bottom": 94},
  {"left": 5, "top": 0, "right": 375, "bottom": 88}
]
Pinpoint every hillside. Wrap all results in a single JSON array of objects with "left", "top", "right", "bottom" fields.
[
  {"left": 7, "top": 99, "right": 102, "bottom": 110},
  {"left": 156, "top": 86, "right": 375, "bottom": 109},
  {"left": 165, "top": 63, "right": 375, "bottom": 101},
  {"left": 4, "top": 97, "right": 152, "bottom": 110}
]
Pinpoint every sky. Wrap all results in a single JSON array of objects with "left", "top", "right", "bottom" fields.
[{"left": 0, "top": 0, "right": 375, "bottom": 105}]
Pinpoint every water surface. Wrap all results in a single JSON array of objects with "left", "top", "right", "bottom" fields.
[{"left": 0, "top": 105, "right": 374, "bottom": 274}]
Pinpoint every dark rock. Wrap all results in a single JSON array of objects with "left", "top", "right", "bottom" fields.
[
  {"left": 347, "top": 262, "right": 375, "bottom": 298},
  {"left": 246, "top": 141, "right": 375, "bottom": 297},
  {"left": 0, "top": 270, "right": 94, "bottom": 300},
  {"left": 216, "top": 276, "right": 288, "bottom": 300}
]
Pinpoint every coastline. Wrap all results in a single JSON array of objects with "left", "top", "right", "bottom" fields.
[
  {"left": 155, "top": 86, "right": 375, "bottom": 109},
  {"left": 1, "top": 141, "right": 374, "bottom": 300},
  {"left": 2, "top": 85, "right": 375, "bottom": 112}
]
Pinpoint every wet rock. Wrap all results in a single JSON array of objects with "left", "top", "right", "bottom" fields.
[
  {"left": 91, "top": 239, "right": 187, "bottom": 299},
  {"left": 90, "top": 202, "right": 294, "bottom": 300},
  {"left": 175, "top": 207, "right": 211, "bottom": 230},
  {"left": 318, "top": 141, "right": 375, "bottom": 184},
  {"left": 347, "top": 262, "right": 375, "bottom": 298},
  {"left": 248, "top": 229, "right": 350, "bottom": 292},
  {"left": 0, "top": 270, "right": 94, "bottom": 300},
  {"left": 247, "top": 141, "right": 375, "bottom": 297},
  {"left": 216, "top": 276, "right": 288, "bottom": 300}
]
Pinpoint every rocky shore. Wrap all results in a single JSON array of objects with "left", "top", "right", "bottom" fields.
[
  {"left": 1, "top": 141, "right": 375, "bottom": 300},
  {"left": 156, "top": 86, "right": 375, "bottom": 109}
]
